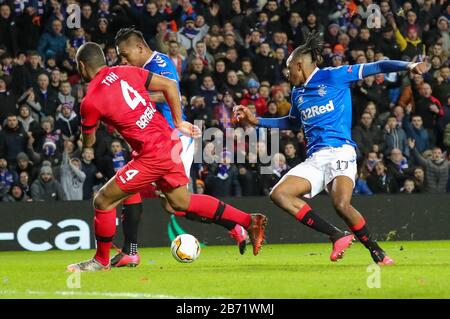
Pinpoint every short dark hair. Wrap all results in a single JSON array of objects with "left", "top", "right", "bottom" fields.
[
  {"left": 115, "top": 27, "right": 147, "bottom": 46},
  {"left": 76, "top": 42, "right": 106, "bottom": 69}
]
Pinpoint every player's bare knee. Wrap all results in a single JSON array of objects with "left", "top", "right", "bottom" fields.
[
  {"left": 167, "top": 198, "right": 189, "bottom": 212},
  {"left": 333, "top": 200, "right": 350, "bottom": 214},
  {"left": 270, "top": 187, "right": 287, "bottom": 206},
  {"left": 93, "top": 190, "right": 110, "bottom": 210}
]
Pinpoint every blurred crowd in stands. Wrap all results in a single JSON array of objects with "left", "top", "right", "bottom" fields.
[{"left": 0, "top": 0, "right": 450, "bottom": 202}]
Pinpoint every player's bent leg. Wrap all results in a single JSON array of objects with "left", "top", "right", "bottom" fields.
[
  {"left": 270, "top": 176, "right": 312, "bottom": 215},
  {"left": 329, "top": 176, "right": 394, "bottom": 265},
  {"left": 162, "top": 190, "right": 249, "bottom": 255},
  {"left": 271, "top": 176, "right": 345, "bottom": 238},
  {"left": 163, "top": 187, "right": 267, "bottom": 256},
  {"left": 68, "top": 178, "right": 132, "bottom": 272}
]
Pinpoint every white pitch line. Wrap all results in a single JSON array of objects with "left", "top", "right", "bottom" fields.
[{"left": 0, "top": 289, "right": 226, "bottom": 299}]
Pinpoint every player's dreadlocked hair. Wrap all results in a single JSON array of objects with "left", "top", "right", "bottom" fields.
[
  {"left": 291, "top": 32, "right": 324, "bottom": 64},
  {"left": 115, "top": 27, "right": 148, "bottom": 46}
]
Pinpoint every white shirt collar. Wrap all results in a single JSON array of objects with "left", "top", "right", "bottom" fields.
[
  {"left": 303, "top": 67, "right": 319, "bottom": 87},
  {"left": 143, "top": 51, "right": 158, "bottom": 68}
]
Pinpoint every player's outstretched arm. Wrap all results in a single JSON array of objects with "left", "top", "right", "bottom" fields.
[
  {"left": 234, "top": 105, "right": 301, "bottom": 130},
  {"left": 147, "top": 73, "right": 201, "bottom": 138},
  {"left": 147, "top": 73, "right": 183, "bottom": 125},
  {"left": 81, "top": 132, "right": 96, "bottom": 148},
  {"left": 361, "top": 60, "right": 430, "bottom": 78}
]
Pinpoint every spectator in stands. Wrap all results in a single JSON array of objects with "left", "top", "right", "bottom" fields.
[
  {"left": 401, "top": 178, "right": 416, "bottom": 194},
  {"left": 18, "top": 171, "right": 31, "bottom": 197},
  {"left": 34, "top": 73, "right": 59, "bottom": 117},
  {"left": 33, "top": 116, "right": 63, "bottom": 153},
  {"left": 354, "top": 169, "right": 374, "bottom": 196},
  {"left": 263, "top": 101, "right": 279, "bottom": 118},
  {"left": 261, "top": 153, "right": 289, "bottom": 195},
  {"left": 272, "top": 86, "right": 290, "bottom": 116},
  {"left": 224, "top": 70, "right": 244, "bottom": 100},
  {"left": 17, "top": 98, "right": 40, "bottom": 132},
  {"left": 60, "top": 142, "right": 85, "bottom": 201},
  {"left": 414, "top": 82, "right": 443, "bottom": 135},
  {"left": 352, "top": 112, "right": 384, "bottom": 158},
  {"left": 432, "top": 64, "right": 450, "bottom": 106},
  {"left": 0, "top": 3, "right": 17, "bottom": 55},
  {"left": 0, "top": 114, "right": 28, "bottom": 164},
  {"left": 283, "top": 142, "right": 301, "bottom": 168},
  {"left": 30, "top": 164, "right": 66, "bottom": 201},
  {"left": 2, "top": 183, "right": 31, "bottom": 202},
  {"left": 198, "top": 75, "right": 218, "bottom": 109},
  {"left": 0, "top": 75, "right": 17, "bottom": 123},
  {"left": 181, "top": 57, "right": 209, "bottom": 98},
  {"left": 384, "top": 115, "right": 409, "bottom": 157},
  {"left": 0, "top": 157, "right": 16, "bottom": 199},
  {"left": 386, "top": 148, "right": 411, "bottom": 186},
  {"left": 25, "top": 51, "right": 46, "bottom": 84},
  {"left": 177, "top": 16, "right": 203, "bottom": 51},
  {"left": 80, "top": 147, "right": 102, "bottom": 200},
  {"left": 188, "top": 95, "right": 212, "bottom": 128},
  {"left": 213, "top": 90, "right": 235, "bottom": 130},
  {"left": 437, "top": 95, "right": 450, "bottom": 143},
  {"left": 92, "top": 17, "right": 114, "bottom": 50},
  {"left": 15, "top": 152, "right": 37, "bottom": 181},
  {"left": 409, "top": 139, "right": 449, "bottom": 193},
  {"left": 240, "top": 79, "right": 267, "bottom": 116},
  {"left": 58, "top": 81, "right": 76, "bottom": 110},
  {"left": 389, "top": 16, "right": 425, "bottom": 60},
  {"left": 103, "top": 139, "right": 130, "bottom": 179},
  {"left": 167, "top": 40, "right": 186, "bottom": 79},
  {"left": 254, "top": 42, "right": 279, "bottom": 84},
  {"left": 37, "top": 19, "right": 68, "bottom": 60},
  {"left": 205, "top": 151, "right": 241, "bottom": 197},
  {"left": 403, "top": 110, "right": 431, "bottom": 153},
  {"left": 237, "top": 58, "right": 258, "bottom": 88},
  {"left": 55, "top": 103, "right": 80, "bottom": 142},
  {"left": 187, "top": 40, "right": 214, "bottom": 71},
  {"left": 366, "top": 160, "right": 399, "bottom": 194},
  {"left": 80, "top": 3, "right": 97, "bottom": 37}
]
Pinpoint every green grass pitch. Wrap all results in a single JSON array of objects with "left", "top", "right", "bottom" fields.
[{"left": 1, "top": 240, "right": 449, "bottom": 299}]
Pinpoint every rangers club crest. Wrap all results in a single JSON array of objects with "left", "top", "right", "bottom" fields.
[
  {"left": 318, "top": 85, "right": 327, "bottom": 97},
  {"left": 297, "top": 95, "right": 303, "bottom": 104}
]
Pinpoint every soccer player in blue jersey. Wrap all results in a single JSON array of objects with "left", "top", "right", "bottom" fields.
[
  {"left": 235, "top": 33, "right": 429, "bottom": 265},
  {"left": 111, "top": 28, "right": 249, "bottom": 267}
]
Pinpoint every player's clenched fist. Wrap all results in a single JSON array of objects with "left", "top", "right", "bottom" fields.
[
  {"left": 176, "top": 121, "right": 202, "bottom": 138},
  {"left": 233, "top": 105, "right": 259, "bottom": 126},
  {"left": 408, "top": 62, "right": 431, "bottom": 75}
]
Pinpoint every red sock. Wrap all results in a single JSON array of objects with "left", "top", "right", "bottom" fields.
[
  {"left": 350, "top": 218, "right": 366, "bottom": 232},
  {"left": 173, "top": 211, "right": 186, "bottom": 216},
  {"left": 94, "top": 208, "right": 116, "bottom": 266},
  {"left": 294, "top": 204, "right": 312, "bottom": 221},
  {"left": 187, "top": 194, "right": 251, "bottom": 228}
]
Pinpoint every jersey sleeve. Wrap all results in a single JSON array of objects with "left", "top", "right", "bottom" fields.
[
  {"left": 80, "top": 98, "right": 101, "bottom": 134},
  {"left": 288, "top": 103, "right": 302, "bottom": 122},
  {"left": 323, "top": 64, "right": 364, "bottom": 87},
  {"left": 159, "top": 60, "right": 179, "bottom": 82},
  {"left": 128, "top": 65, "right": 153, "bottom": 89}
]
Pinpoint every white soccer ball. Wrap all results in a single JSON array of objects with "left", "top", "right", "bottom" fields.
[{"left": 171, "top": 234, "right": 201, "bottom": 263}]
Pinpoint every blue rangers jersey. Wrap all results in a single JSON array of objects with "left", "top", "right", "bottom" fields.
[
  {"left": 289, "top": 65, "right": 363, "bottom": 157},
  {"left": 143, "top": 51, "right": 187, "bottom": 128}
]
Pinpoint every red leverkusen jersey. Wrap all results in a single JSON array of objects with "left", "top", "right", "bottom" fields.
[{"left": 80, "top": 66, "right": 173, "bottom": 154}]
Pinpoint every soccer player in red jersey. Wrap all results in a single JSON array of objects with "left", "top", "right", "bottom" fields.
[{"left": 67, "top": 42, "right": 268, "bottom": 272}]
